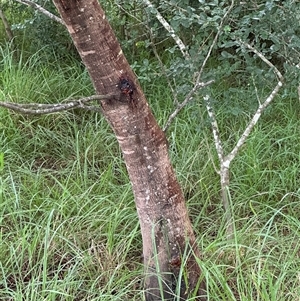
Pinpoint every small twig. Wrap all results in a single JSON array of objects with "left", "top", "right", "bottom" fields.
[
  {"left": 196, "top": 0, "right": 235, "bottom": 85},
  {"left": 225, "top": 80, "right": 283, "bottom": 166},
  {"left": 14, "top": 0, "right": 65, "bottom": 25},
  {"left": 0, "top": 94, "right": 116, "bottom": 115},
  {"left": 163, "top": 80, "right": 214, "bottom": 131},
  {"left": 142, "top": 0, "right": 189, "bottom": 59},
  {"left": 223, "top": 40, "right": 284, "bottom": 167},
  {"left": 148, "top": 26, "right": 178, "bottom": 105}
]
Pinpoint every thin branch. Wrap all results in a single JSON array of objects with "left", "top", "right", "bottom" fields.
[
  {"left": 223, "top": 40, "right": 284, "bottom": 167},
  {"left": 163, "top": 79, "right": 214, "bottom": 131},
  {"left": 14, "top": 0, "right": 65, "bottom": 25},
  {"left": 0, "top": 9, "right": 14, "bottom": 41},
  {"left": 225, "top": 80, "right": 283, "bottom": 166},
  {"left": 142, "top": 0, "right": 189, "bottom": 59},
  {"left": 163, "top": 0, "right": 234, "bottom": 131},
  {"left": 204, "top": 95, "right": 224, "bottom": 169},
  {"left": 237, "top": 39, "right": 284, "bottom": 82},
  {"left": 0, "top": 94, "right": 116, "bottom": 115},
  {"left": 148, "top": 26, "right": 178, "bottom": 105},
  {"left": 196, "top": 0, "right": 235, "bottom": 84}
]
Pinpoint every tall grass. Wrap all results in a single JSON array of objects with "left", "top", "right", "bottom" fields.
[{"left": 0, "top": 47, "right": 300, "bottom": 300}]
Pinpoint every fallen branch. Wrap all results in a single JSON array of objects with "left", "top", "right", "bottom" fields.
[{"left": 0, "top": 94, "right": 117, "bottom": 115}]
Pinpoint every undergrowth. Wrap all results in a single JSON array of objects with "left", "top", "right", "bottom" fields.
[{"left": 0, "top": 48, "right": 299, "bottom": 300}]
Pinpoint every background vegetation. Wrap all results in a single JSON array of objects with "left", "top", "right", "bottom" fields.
[{"left": 0, "top": 0, "right": 300, "bottom": 300}]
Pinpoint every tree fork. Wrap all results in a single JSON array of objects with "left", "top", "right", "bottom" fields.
[{"left": 52, "top": 0, "right": 206, "bottom": 299}]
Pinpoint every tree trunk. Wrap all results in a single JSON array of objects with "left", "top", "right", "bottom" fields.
[
  {"left": 220, "top": 164, "right": 233, "bottom": 239},
  {"left": 53, "top": 1, "right": 206, "bottom": 299}
]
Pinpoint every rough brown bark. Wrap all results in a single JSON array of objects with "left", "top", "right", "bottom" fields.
[{"left": 52, "top": 1, "right": 206, "bottom": 300}]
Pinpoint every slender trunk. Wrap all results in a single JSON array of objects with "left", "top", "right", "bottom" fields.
[
  {"left": 220, "top": 164, "right": 233, "bottom": 239},
  {"left": 53, "top": 1, "right": 206, "bottom": 299}
]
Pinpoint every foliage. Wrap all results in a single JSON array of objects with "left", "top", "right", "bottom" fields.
[
  {"left": 100, "top": 0, "right": 300, "bottom": 106},
  {"left": 0, "top": 0, "right": 77, "bottom": 61},
  {"left": 3, "top": 1, "right": 299, "bottom": 85}
]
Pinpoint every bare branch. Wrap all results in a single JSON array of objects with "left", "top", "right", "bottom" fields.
[
  {"left": 148, "top": 27, "right": 179, "bottom": 105},
  {"left": 163, "top": 1, "right": 234, "bottom": 131},
  {"left": 14, "top": 0, "right": 65, "bottom": 25},
  {"left": 142, "top": 0, "right": 189, "bottom": 59},
  {"left": 196, "top": 0, "right": 235, "bottom": 83},
  {"left": 163, "top": 79, "right": 214, "bottom": 131},
  {"left": 222, "top": 40, "right": 284, "bottom": 167},
  {"left": 237, "top": 39, "right": 284, "bottom": 82},
  {"left": 202, "top": 36, "right": 284, "bottom": 239},
  {"left": 204, "top": 95, "right": 224, "bottom": 169},
  {"left": 225, "top": 81, "right": 283, "bottom": 166},
  {"left": 0, "top": 94, "right": 116, "bottom": 115},
  {"left": 0, "top": 9, "right": 14, "bottom": 41}
]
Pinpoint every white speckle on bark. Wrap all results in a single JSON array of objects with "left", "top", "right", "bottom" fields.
[
  {"left": 147, "top": 165, "right": 154, "bottom": 172},
  {"left": 123, "top": 149, "right": 135, "bottom": 155},
  {"left": 117, "top": 49, "right": 123, "bottom": 57},
  {"left": 168, "top": 193, "right": 178, "bottom": 204},
  {"left": 145, "top": 189, "right": 150, "bottom": 202},
  {"left": 69, "top": 26, "right": 75, "bottom": 34},
  {"left": 223, "top": 159, "right": 230, "bottom": 169},
  {"left": 81, "top": 50, "right": 96, "bottom": 56}
]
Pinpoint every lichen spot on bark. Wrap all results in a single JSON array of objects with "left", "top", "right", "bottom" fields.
[
  {"left": 117, "top": 49, "right": 123, "bottom": 58},
  {"left": 81, "top": 50, "right": 96, "bottom": 56},
  {"left": 147, "top": 165, "right": 155, "bottom": 173}
]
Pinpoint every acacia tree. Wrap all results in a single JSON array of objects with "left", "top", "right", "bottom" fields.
[{"left": 50, "top": 1, "right": 206, "bottom": 300}]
